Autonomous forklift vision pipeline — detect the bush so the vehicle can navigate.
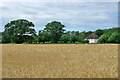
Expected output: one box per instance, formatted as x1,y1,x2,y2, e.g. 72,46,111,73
60,34,70,43
108,32,120,43
70,35,78,43
98,33,110,43
82,40,89,43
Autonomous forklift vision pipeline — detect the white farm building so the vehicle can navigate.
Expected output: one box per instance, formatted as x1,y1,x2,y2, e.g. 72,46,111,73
85,33,99,43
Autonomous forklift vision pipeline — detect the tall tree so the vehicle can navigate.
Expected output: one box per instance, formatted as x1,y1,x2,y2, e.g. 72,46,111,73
75,31,79,36
108,32,120,43
4,19,36,43
60,34,70,43
2,31,11,43
38,30,50,43
98,33,110,43
44,21,65,43
95,29,104,37
0,32,2,43
70,35,78,43
42,30,50,43
78,31,86,42
38,30,43,43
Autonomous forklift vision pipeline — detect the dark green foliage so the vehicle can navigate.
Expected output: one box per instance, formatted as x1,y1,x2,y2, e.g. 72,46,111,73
38,30,43,43
3,19,36,43
23,35,34,44
60,34,70,43
78,31,86,42
66,31,71,35
95,29,104,37
75,31,79,36
2,32,11,43
70,35,78,43
85,31,94,37
77,31,93,42
1,19,120,44
108,32,120,43
0,32,1,36
44,21,65,43
38,30,50,43
41,30,50,43
98,27,120,43
0,32,2,43
98,33,110,43
82,40,89,43
32,34,38,43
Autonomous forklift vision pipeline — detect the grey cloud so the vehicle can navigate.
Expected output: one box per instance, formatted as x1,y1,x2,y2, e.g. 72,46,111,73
1,2,118,32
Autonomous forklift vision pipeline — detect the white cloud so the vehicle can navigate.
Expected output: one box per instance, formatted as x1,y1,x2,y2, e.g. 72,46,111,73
1,2,118,32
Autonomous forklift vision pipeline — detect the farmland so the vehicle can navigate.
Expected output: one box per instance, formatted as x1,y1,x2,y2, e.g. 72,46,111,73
2,44,119,78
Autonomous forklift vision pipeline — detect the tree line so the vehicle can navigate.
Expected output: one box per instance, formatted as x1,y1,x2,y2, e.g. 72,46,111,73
0,19,120,44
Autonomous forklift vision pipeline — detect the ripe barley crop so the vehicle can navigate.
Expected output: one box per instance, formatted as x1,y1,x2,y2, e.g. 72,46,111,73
2,44,119,78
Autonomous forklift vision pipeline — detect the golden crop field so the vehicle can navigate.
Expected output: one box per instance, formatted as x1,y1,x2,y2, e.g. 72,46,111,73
2,44,119,78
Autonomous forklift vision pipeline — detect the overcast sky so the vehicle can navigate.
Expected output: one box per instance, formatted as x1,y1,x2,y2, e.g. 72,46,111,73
0,0,119,32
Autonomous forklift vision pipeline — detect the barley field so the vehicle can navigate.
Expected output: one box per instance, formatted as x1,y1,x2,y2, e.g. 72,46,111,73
2,44,119,78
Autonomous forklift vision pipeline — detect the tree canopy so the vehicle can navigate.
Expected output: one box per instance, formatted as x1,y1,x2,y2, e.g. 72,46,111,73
108,32,120,43
3,19,36,43
44,21,65,43
60,34,70,43
0,32,2,43
2,19,120,44
98,27,120,43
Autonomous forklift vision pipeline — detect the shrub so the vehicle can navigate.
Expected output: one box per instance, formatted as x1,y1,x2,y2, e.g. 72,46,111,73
82,40,89,43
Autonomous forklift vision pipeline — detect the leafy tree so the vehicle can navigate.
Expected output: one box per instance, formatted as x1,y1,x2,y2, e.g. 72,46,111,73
32,34,38,43
0,32,1,36
0,32,2,43
71,31,75,35
65,31,71,37
44,21,65,43
78,31,86,42
78,31,93,42
4,19,36,43
85,31,93,37
38,30,43,43
2,31,11,43
95,29,104,37
104,27,119,35
2,19,119,44
98,33,110,43
70,35,78,43
41,30,50,43
60,34,70,43
22,35,34,44
75,31,79,36
108,32,120,43
38,30,50,43
82,40,89,43
66,31,71,35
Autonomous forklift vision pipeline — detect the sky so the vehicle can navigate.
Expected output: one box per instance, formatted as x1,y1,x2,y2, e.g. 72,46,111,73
0,0,119,33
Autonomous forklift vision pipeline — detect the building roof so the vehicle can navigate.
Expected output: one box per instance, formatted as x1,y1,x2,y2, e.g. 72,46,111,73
85,33,99,39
